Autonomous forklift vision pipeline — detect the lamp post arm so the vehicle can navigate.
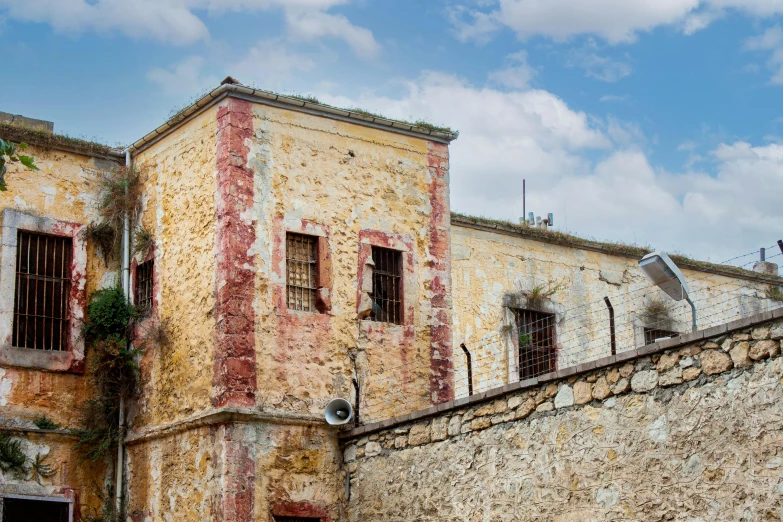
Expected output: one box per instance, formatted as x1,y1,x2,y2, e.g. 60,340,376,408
685,296,697,332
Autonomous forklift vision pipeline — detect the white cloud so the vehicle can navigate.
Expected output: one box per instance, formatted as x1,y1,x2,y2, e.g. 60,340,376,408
488,51,537,89
318,71,783,261
0,0,378,57
745,25,783,84
230,40,318,89
566,40,633,82
148,56,219,96
285,9,380,58
451,0,783,45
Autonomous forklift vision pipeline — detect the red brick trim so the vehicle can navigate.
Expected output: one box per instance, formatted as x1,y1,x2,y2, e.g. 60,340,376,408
212,97,257,409
427,142,454,404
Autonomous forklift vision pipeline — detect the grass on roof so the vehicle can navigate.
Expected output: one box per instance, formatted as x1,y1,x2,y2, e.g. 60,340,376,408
0,122,116,157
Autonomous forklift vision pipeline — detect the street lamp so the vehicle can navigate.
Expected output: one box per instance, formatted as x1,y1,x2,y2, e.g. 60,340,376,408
639,252,697,332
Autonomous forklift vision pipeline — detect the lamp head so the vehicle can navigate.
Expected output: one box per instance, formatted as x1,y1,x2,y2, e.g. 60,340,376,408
639,252,691,301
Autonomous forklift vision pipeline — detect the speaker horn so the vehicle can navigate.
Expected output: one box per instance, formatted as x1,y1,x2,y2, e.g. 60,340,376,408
324,398,354,426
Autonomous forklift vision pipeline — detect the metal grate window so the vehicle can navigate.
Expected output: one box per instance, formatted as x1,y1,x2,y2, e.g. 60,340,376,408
12,231,72,351
136,260,154,316
644,327,679,345
286,233,318,312
514,309,556,379
369,246,402,325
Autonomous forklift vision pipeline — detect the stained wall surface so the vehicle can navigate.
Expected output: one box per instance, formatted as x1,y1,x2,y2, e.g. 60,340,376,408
450,221,780,397
0,141,121,516
344,316,783,521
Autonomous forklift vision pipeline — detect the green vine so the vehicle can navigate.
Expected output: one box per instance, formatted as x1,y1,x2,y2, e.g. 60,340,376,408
73,286,141,463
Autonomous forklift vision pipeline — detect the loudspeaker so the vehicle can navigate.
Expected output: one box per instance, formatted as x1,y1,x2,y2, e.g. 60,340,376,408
324,398,354,426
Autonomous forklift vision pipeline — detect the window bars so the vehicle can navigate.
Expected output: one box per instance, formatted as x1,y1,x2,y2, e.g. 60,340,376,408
514,309,557,379
12,231,73,351
136,260,154,316
286,233,318,312
643,327,679,345
370,246,403,325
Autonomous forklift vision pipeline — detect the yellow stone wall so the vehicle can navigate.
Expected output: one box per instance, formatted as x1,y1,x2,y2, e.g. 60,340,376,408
0,143,120,516
249,104,447,423
131,107,219,429
451,224,777,396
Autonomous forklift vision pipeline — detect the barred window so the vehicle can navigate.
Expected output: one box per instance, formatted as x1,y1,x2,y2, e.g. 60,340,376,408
12,231,72,351
370,246,402,325
286,233,318,312
644,327,679,345
514,309,556,379
135,260,154,316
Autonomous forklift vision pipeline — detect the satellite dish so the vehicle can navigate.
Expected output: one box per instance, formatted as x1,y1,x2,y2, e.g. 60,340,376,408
324,398,354,426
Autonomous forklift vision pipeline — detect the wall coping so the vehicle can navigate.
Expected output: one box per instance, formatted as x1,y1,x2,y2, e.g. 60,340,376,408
340,306,783,440
451,214,783,285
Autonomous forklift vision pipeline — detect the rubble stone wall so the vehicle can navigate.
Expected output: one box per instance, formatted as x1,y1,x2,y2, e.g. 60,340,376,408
343,315,783,521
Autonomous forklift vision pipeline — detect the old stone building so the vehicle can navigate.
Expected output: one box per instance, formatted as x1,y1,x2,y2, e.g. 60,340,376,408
1,80,781,521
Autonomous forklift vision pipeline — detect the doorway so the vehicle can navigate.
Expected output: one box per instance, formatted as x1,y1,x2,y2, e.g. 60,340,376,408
2,496,70,522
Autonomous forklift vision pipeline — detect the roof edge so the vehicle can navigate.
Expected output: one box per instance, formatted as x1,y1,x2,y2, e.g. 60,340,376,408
130,83,458,153
451,213,783,285
0,122,123,161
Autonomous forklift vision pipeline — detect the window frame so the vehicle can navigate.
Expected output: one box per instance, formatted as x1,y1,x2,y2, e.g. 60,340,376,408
643,327,680,345
134,258,155,317
285,232,319,313
368,245,403,325
513,308,557,380
0,209,87,373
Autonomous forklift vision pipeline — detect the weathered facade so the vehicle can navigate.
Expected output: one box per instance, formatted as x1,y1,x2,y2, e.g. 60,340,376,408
1,81,781,521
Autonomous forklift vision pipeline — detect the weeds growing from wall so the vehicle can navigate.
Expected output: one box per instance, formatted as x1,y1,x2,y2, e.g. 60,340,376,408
95,166,142,237
0,433,28,476
766,286,783,303
85,221,118,263
132,227,154,259
642,295,674,326
73,286,140,464
33,415,60,430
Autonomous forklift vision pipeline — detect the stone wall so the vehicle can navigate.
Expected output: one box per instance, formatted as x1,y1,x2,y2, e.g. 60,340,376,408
451,219,780,398
0,141,122,516
343,313,783,521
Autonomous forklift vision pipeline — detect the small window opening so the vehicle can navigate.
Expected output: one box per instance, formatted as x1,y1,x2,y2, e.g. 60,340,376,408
2,497,70,522
12,231,72,351
286,233,318,312
369,246,402,325
644,327,679,345
135,259,154,316
514,309,556,379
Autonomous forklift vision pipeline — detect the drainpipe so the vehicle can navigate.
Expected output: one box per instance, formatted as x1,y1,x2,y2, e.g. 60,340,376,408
460,343,474,396
115,148,132,516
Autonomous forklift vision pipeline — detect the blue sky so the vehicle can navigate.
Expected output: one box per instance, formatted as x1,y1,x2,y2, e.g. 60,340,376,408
1,0,783,263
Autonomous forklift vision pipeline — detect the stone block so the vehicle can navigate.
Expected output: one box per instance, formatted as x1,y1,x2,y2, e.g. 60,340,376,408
408,423,431,446
679,346,702,357
365,441,381,457
657,352,680,372
544,383,558,398
730,341,751,368
700,350,733,375
536,402,554,413
721,338,734,352
659,367,683,387
394,437,408,449
508,395,523,409
492,399,508,414
447,415,462,437
770,323,783,340
574,381,592,405
733,332,751,342
619,363,634,378
749,340,779,361
515,398,536,420
630,370,658,393
682,367,701,381
751,326,771,340
431,416,449,442
474,403,495,417
611,378,630,394
471,418,491,431
606,368,620,384
592,377,612,401
344,445,357,463
554,385,574,409
679,356,695,368
702,341,720,350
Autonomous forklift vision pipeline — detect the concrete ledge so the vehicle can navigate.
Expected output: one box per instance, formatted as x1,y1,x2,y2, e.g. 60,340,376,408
340,308,783,440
